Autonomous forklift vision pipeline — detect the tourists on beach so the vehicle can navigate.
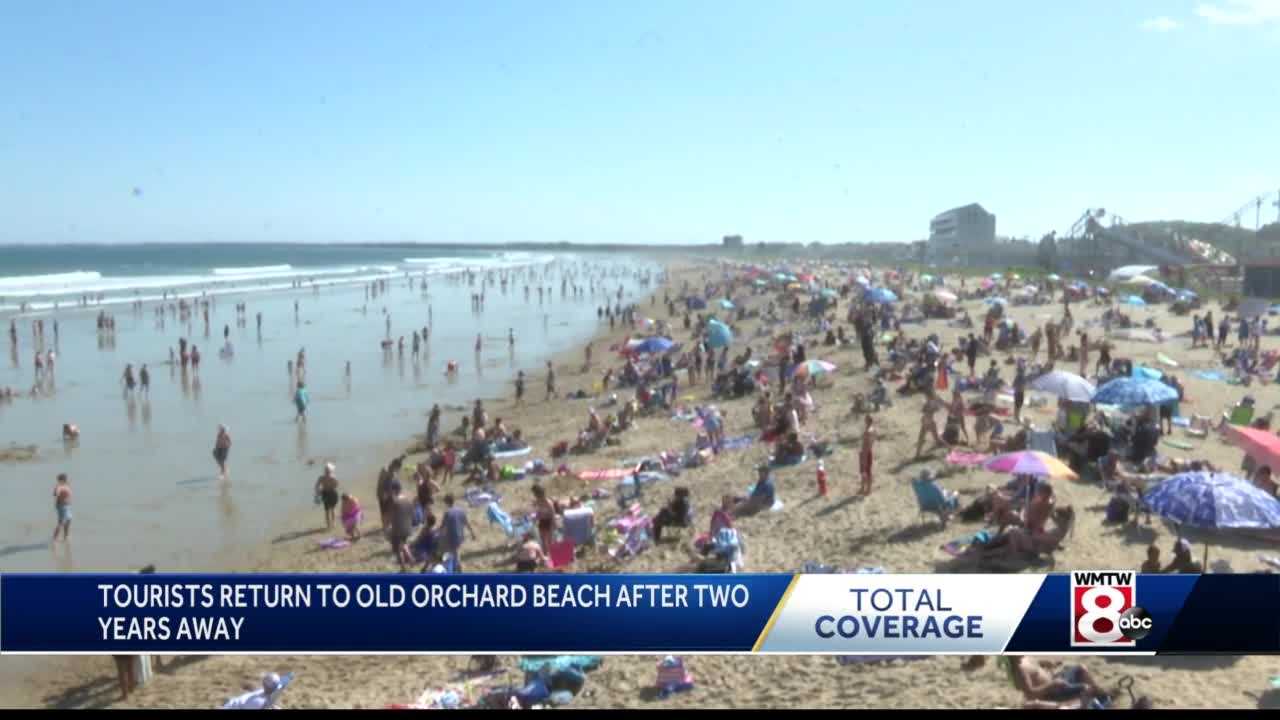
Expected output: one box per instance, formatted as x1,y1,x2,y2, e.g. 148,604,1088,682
388,481,416,571
583,342,593,372
340,493,363,541
314,463,339,530
545,361,558,400
139,364,150,395
52,473,72,544
441,494,477,569
294,381,310,422
213,425,232,479
532,484,557,550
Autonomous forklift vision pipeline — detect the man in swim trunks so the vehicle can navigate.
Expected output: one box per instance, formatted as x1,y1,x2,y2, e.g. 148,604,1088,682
388,481,416,572
545,361,558,400
52,472,72,544
213,425,231,479
314,463,340,530
440,494,476,570
513,531,546,572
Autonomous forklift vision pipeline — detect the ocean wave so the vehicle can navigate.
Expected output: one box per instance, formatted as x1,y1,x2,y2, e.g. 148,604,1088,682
211,264,293,276
0,271,104,292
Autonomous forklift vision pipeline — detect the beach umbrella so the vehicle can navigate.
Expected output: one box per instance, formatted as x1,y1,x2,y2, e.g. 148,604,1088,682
863,287,898,305
706,319,733,349
1131,365,1162,381
979,278,996,290
1122,295,1146,307
1142,472,1280,530
990,273,1004,280
774,273,790,282
752,279,768,287
1022,284,1038,294
819,288,840,300
1047,273,1061,281
719,299,735,310
1029,371,1096,402
1224,424,1280,472
985,296,1008,306
983,450,1079,480
1091,376,1177,406
1096,287,1111,296
854,275,871,287
1176,289,1197,300
790,359,837,379
685,296,707,310
632,336,675,355
1010,273,1021,281
919,273,934,284
932,289,958,304
1124,275,1157,287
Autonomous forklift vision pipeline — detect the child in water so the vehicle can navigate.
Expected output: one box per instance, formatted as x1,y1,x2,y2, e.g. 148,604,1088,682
294,381,310,423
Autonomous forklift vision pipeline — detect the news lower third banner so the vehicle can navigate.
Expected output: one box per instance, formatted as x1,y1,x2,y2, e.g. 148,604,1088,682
1,573,1277,654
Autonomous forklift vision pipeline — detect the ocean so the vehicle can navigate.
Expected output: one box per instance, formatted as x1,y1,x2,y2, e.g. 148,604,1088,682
0,243,659,573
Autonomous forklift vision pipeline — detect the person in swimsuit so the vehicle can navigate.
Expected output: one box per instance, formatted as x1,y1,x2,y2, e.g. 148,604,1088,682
948,388,970,445
122,364,136,393
915,392,944,458
294,381,310,423
532,484,557,551
139,364,150,395
545,361,558,400
513,532,546,572
859,415,877,495
213,425,231,479
415,464,440,511
339,493,363,541
52,473,72,544
388,481,416,572
314,463,340,530
514,371,525,406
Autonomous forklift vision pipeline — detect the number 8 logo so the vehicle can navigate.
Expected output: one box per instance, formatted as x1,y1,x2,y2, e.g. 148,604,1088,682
1077,586,1126,644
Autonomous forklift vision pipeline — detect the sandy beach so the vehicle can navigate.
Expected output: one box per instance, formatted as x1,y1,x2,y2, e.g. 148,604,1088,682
4,257,1278,710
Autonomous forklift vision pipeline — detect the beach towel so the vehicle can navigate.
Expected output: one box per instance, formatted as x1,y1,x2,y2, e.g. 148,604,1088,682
720,434,755,451
1163,439,1196,451
518,656,603,675
465,488,501,507
317,538,350,550
941,530,992,557
577,468,632,481
1194,370,1226,382
492,446,532,459
547,539,576,570
946,450,990,466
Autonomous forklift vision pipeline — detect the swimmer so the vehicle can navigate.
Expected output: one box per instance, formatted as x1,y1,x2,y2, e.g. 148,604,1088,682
62,423,80,441
139,364,150,395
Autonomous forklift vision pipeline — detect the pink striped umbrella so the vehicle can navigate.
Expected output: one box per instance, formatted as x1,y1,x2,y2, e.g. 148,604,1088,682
982,450,1078,480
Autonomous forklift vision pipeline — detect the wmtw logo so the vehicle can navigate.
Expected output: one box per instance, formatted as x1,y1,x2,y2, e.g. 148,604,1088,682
1070,571,1152,647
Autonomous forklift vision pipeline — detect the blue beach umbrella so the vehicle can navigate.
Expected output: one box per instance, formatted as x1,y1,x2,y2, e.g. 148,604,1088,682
706,319,733,349
1091,377,1177,406
719,299,735,310
1143,472,1280,530
985,296,1008,306
863,287,898,305
819,288,840,300
1122,295,1146,306
633,336,675,355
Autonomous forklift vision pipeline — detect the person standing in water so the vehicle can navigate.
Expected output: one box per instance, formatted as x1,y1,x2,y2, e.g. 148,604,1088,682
122,364,136,394
52,473,72,544
213,425,231,479
474,333,482,354
139,364,150,395
508,328,515,349
294,381,310,423
314,463,340,530
190,345,201,372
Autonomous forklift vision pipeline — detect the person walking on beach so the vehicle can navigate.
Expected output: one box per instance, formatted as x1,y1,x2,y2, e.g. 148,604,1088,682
139,364,150,395
859,415,877,495
514,370,525,406
122,364,136,394
441,494,477,570
915,392,944,458
388,481,415,572
190,345,201,372
294,381,310,423
545,361,558,400
52,473,72,544
213,425,232,479
426,405,441,449
1013,360,1028,423
314,463,339,530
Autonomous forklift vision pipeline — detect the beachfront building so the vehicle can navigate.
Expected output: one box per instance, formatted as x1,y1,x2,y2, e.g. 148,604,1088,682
927,203,996,264
722,235,744,250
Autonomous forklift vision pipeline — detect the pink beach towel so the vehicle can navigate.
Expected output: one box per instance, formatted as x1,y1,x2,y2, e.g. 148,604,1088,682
577,468,632,481
548,539,576,570
945,450,990,466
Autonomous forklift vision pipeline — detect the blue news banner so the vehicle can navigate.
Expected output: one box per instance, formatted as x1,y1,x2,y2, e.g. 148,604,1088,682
0,573,1277,654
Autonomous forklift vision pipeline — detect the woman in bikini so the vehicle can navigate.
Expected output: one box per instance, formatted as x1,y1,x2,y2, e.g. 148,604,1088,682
532,484,557,551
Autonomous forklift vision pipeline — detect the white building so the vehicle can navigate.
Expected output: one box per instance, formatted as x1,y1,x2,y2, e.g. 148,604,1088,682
929,203,996,257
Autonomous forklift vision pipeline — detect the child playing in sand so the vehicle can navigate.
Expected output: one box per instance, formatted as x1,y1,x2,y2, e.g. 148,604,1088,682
859,415,877,495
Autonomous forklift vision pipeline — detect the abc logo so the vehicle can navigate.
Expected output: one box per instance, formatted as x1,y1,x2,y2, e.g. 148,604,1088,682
1118,607,1153,640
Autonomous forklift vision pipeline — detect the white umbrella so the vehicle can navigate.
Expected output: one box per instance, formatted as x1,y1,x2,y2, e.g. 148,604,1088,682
1029,370,1096,402
932,289,958,304
1124,275,1158,287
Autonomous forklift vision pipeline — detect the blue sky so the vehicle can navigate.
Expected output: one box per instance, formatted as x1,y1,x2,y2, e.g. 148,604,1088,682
2,0,1278,246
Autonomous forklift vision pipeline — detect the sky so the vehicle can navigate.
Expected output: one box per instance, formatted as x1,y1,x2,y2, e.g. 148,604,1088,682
2,0,1279,246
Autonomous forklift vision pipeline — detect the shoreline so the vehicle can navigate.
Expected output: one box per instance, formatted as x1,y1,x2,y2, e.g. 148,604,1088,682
4,255,1272,709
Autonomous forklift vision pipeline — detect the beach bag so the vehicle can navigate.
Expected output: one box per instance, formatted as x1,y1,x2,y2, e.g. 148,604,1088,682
1105,495,1130,525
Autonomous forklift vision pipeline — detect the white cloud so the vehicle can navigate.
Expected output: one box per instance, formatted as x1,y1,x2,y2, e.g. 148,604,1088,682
1196,0,1280,25
1141,16,1182,31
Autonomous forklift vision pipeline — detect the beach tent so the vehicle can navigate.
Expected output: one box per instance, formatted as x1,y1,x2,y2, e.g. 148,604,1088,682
706,319,733,349
1110,265,1159,281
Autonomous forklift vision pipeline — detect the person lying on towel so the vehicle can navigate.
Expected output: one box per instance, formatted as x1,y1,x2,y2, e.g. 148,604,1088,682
731,466,776,517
